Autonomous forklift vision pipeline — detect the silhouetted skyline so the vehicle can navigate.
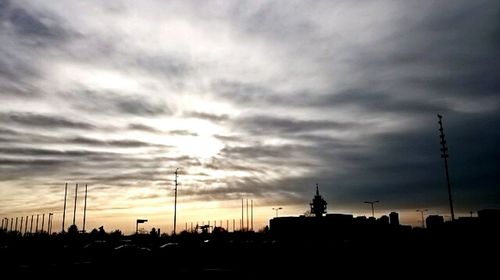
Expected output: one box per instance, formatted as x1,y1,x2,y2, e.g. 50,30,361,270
0,1,499,232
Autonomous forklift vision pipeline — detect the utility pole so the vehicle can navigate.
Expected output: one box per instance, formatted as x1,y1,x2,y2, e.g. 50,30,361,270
62,183,67,232
364,201,379,218
438,114,455,221
416,209,428,228
173,168,179,235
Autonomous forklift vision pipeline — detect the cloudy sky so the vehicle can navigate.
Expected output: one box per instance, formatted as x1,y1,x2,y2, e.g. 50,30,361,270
0,0,499,233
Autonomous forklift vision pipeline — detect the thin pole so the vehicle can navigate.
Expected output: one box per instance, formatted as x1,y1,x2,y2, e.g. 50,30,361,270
24,216,28,235
241,199,244,231
72,183,78,226
438,114,455,221
41,214,45,233
416,209,428,228
30,215,33,234
251,200,253,231
62,183,67,232
15,217,18,232
246,199,249,231
48,213,52,235
83,184,88,232
20,216,23,233
173,168,179,235
10,218,13,231
35,214,39,233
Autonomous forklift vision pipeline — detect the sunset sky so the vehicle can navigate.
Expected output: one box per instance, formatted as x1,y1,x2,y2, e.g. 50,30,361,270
1,0,499,234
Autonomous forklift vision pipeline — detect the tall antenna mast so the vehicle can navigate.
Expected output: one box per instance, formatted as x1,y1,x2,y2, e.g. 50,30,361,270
83,184,88,232
62,183,67,232
437,114,455,221
73,183,78,226
173,168,179,235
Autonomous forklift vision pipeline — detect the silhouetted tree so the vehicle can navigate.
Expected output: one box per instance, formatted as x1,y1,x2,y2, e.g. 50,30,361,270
67,224,79,236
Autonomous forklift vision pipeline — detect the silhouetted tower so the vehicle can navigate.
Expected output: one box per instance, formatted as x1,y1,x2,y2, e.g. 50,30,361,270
389,212,399,226
173,168,179,235
310,184,327,217
437,114,455,221
62,183,67,232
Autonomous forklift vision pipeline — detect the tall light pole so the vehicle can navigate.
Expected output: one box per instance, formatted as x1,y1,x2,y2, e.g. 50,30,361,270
272,207,282,218
416,209,428,228
173,168,179,235
437,114,455,221
73,183,78,226
83,184,88,233
62,183,67,232
48,213,53,235
364,200,379,218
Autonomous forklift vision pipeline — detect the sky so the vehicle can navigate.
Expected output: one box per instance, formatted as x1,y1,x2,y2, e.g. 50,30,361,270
0,0,499,234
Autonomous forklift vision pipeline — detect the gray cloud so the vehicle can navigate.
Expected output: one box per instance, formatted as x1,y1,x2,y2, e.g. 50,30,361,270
0,1,499,228
185,111,229,122
1,112,95,130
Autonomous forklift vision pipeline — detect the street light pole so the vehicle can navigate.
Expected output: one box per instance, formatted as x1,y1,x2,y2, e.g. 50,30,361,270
272,207,282,218
364,201,379,218
416,209,428,228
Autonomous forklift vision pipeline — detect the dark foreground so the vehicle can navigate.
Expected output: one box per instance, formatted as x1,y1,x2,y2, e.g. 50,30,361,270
1,225,499,278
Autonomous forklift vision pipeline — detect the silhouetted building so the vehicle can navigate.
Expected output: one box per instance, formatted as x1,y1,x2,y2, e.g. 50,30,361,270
310,184,327,217
477,209,500,223
426,215,444,229
389,212,399,226
378,215,389,225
